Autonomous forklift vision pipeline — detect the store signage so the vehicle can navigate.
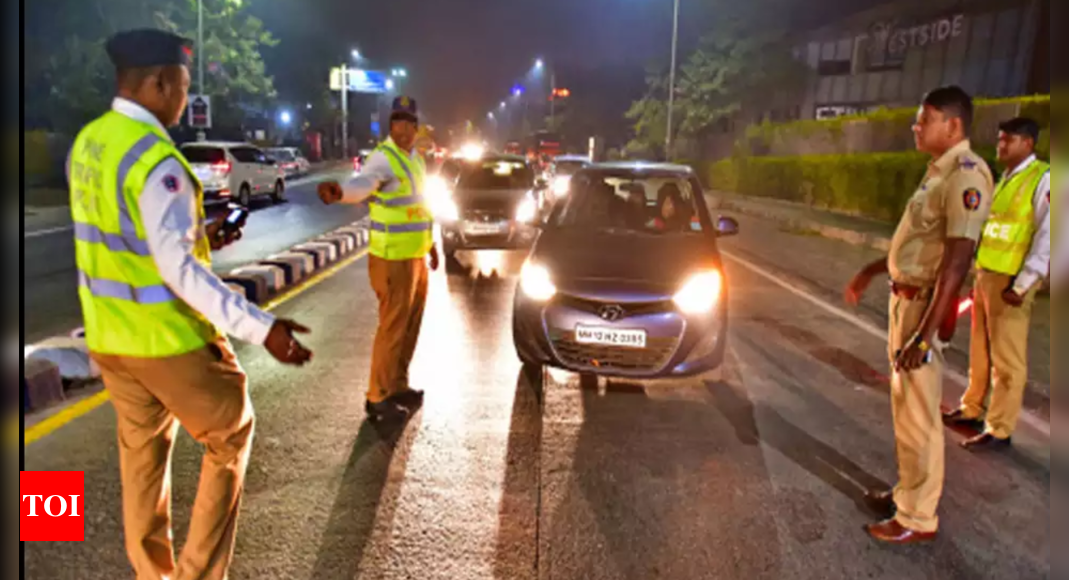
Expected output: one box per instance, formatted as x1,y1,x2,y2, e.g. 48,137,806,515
868,14,967,68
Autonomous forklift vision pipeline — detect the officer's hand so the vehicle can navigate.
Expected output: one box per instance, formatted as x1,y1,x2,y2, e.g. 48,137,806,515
264,319,313,366
428,245,440,272
844,272,872,306
206,221,242,251
317,181,344,205
894,341,929,373
1001,288,1025,307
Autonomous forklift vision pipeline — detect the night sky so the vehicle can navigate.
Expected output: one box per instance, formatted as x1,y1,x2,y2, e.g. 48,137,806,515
251,0,890,128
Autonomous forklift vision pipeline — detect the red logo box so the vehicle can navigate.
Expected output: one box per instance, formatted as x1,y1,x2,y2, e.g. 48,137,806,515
20,471,85,542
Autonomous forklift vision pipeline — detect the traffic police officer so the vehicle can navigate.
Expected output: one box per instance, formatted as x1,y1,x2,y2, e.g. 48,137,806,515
318,96,439,422
845,86,994,544
945,117,1050,450
71,29,312,579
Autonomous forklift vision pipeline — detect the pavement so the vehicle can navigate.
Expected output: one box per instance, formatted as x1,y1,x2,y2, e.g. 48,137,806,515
21,164,360,344
22,228,1051,578
709,193,1052,407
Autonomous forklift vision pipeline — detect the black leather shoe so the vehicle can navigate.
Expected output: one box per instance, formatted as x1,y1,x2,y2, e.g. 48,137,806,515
942,409,984,429
365,400,410,423
389,388,425,410
961,433,1012,451
864,489,897,520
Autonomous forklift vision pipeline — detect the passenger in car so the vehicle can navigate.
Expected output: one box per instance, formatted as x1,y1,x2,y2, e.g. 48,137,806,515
653,183,691,232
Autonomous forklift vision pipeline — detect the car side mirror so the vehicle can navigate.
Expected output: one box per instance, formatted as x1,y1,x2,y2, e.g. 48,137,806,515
716,216,739,237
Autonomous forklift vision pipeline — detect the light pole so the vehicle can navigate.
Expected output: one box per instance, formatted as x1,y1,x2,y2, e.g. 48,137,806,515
665,0,681,160
338,50,363,160
196,0,205,141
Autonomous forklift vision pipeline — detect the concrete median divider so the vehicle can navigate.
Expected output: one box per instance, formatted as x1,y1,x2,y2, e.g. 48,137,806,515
22,219,370,414
291,242,339,269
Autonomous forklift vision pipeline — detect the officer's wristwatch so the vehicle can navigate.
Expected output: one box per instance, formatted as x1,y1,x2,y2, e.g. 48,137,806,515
910,336,932,353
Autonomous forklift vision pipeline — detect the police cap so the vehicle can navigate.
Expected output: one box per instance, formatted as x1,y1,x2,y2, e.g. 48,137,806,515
106,29,194,69
390,95,419,123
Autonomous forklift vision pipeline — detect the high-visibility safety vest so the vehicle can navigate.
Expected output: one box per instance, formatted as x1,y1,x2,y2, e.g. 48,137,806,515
70,111,218,357
368,140,433,260
976,159,1050,276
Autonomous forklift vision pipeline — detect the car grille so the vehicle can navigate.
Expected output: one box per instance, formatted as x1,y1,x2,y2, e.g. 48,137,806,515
550,332,680,374
554,295,676,317
463,209,512,222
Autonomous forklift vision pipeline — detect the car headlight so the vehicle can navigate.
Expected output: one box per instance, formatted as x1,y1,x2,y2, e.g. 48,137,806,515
673,270,722,314
553,175,571,196
520,261,557,301
516,195,538,223
434,197,459,222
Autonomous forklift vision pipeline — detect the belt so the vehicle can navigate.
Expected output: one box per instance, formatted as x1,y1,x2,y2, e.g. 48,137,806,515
889,281,933,301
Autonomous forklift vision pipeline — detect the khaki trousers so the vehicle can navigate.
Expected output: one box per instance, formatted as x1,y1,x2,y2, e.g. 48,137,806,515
961,270,1037,439
92,338,254,580
368,255,429,404
888,294,945,534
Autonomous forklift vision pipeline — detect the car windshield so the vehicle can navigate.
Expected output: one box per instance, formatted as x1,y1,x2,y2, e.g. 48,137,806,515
551,174,705,235
181,147,225,164
269,150,296,161
555,161,587,176
458,159,534,190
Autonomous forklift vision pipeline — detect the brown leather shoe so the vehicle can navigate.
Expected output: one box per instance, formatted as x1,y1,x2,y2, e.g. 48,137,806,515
961,432,1011,451
942,409,984,429
865,519,937,544
864,489,896,520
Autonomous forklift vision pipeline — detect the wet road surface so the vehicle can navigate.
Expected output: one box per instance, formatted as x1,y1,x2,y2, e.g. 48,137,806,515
23,243,1050,579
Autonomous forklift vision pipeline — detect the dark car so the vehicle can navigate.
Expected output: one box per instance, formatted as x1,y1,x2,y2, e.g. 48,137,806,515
436,155,546,264
512,162,739,379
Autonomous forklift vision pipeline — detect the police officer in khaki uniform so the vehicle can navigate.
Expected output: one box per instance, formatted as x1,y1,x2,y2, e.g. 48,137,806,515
318,96,439,423
945,117,1050,450
71,30,313,579
845,86,994,544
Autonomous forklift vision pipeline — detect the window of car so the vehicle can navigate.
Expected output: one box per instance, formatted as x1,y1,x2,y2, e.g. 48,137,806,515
269,149,296,161
550,173,706,235
229,147,260,164
181,146,226,164
457,159,535,191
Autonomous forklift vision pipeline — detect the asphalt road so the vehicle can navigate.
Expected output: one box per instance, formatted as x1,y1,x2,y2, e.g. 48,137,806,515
21,168,364,344
22,240,1050,579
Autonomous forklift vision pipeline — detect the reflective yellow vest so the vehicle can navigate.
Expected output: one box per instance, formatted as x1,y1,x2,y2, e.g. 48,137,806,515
70,111,218,357
976,159,1050,276
368,140,433,260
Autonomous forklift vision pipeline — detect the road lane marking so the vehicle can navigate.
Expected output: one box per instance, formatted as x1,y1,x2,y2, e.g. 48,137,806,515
23,248,370,447
721,249,1050,438
24,225,73,238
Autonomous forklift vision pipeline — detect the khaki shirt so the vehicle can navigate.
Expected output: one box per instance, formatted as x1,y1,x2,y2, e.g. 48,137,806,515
889,140,994,286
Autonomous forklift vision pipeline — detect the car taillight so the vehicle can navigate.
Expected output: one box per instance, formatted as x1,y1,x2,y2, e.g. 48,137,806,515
212,162,232,175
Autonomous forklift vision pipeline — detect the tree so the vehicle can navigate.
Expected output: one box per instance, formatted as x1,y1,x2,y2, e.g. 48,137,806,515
28,0,277,133
625,66,670,158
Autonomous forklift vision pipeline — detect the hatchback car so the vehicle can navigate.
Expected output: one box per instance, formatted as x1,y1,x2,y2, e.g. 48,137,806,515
547,154,592,202
181,142,286,206
512,162,739,379
432,155,546,267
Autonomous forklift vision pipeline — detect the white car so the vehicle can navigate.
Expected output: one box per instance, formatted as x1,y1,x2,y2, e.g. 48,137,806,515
180,142,286,206
266,147,310,179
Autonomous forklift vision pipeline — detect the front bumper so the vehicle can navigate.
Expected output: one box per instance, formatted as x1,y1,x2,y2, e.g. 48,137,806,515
513,290,728,379
442,220,539,251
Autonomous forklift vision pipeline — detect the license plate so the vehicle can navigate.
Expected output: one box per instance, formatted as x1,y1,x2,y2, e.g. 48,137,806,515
575,325,648,349
465,221,508,236
193,167,212,180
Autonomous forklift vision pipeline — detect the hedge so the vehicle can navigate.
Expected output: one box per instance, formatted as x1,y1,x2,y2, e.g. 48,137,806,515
707,152,939,222
741,95,1050,157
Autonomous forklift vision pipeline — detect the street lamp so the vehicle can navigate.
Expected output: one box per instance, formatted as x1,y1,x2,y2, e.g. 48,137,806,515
338,48,362,159
279,110,292,125
535,58,544,70
385,78,396,91
665,0,681,160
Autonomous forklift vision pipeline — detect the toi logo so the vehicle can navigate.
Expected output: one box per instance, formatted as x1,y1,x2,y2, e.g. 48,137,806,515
20,471,85,542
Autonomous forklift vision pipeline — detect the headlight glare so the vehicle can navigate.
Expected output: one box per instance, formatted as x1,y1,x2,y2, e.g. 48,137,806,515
520,262,557,301
673,270,722,314
516,195,538,223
